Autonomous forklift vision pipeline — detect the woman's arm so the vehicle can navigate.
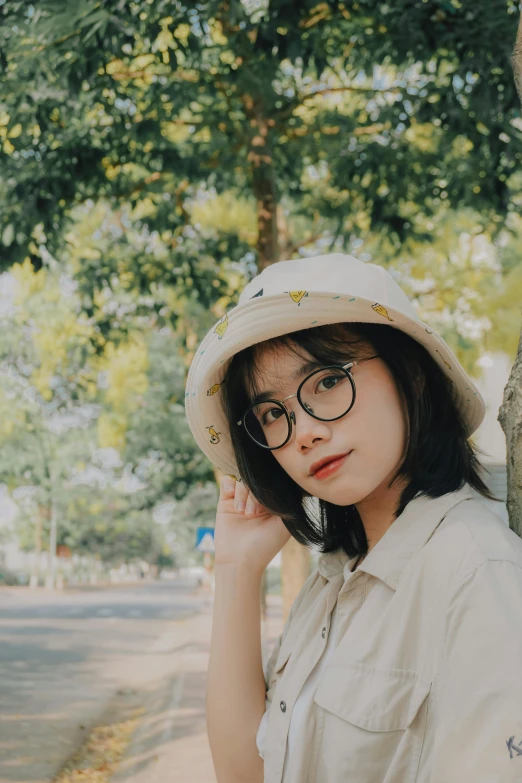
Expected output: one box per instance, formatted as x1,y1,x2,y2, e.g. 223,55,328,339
206,561,266,783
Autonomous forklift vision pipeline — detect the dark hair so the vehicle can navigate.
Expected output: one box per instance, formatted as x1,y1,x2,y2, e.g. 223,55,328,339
221,322,501,559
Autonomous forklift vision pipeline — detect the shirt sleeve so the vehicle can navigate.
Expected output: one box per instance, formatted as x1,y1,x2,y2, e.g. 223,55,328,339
429,559,522,782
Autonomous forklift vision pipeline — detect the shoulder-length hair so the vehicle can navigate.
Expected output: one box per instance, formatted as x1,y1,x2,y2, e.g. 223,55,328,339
220,321,501,559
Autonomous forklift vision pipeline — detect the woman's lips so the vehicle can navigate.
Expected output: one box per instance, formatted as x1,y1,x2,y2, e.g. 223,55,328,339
312,452,352,479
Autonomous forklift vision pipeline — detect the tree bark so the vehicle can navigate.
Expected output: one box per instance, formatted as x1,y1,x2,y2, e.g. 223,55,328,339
498,327,522,535
252,160,279,270
499,17,522,535
512,11,522,100
246,101,280,270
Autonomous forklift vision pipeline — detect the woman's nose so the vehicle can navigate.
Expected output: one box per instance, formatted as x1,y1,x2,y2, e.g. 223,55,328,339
290,405,330,448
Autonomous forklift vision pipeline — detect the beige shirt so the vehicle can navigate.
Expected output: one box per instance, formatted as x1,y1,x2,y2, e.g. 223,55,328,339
259,483,522,783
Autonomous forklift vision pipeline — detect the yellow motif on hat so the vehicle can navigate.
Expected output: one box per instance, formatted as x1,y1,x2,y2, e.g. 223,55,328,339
435,350,452,370
214,313,229,339
288,291,308,305
207,383,221,396
371,303,394,321
207,426,221,444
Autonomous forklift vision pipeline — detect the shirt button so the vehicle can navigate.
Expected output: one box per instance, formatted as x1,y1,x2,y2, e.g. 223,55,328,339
280,701,286,713
321,627,326,638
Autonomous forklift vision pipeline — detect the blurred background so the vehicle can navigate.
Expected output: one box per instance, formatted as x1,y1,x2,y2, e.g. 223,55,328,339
0,1,521,781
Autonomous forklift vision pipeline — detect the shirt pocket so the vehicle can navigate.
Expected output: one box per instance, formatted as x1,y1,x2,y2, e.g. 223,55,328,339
312,661,431,783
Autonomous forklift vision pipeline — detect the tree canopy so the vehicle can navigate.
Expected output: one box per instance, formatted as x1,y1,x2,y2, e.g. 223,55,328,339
1,0,521,273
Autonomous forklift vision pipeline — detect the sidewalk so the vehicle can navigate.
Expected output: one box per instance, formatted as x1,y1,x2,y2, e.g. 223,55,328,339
111,591,284,783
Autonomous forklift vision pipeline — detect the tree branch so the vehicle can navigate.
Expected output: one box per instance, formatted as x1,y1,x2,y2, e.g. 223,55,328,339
286,232,325,256
300,85,398,100
33,28,82,53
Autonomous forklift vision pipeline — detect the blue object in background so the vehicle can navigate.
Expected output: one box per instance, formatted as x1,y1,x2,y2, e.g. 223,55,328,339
195,527,215,553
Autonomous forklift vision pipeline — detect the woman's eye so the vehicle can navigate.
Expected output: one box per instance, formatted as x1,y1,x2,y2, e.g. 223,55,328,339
316,375,341,392
262,407,283,425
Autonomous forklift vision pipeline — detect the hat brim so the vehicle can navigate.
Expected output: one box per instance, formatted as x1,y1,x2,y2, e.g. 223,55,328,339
185,292,485,477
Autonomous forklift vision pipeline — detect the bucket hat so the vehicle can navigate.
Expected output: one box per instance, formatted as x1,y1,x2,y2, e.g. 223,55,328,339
184,252,485,479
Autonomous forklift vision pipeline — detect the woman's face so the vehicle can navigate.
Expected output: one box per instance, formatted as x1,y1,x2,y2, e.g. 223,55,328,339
250,340,409,507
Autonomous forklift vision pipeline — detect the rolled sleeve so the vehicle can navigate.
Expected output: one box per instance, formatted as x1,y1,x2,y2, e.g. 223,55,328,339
429,560,522,782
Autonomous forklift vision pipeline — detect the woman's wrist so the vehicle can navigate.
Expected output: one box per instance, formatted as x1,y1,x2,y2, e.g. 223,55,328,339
214,559,265,581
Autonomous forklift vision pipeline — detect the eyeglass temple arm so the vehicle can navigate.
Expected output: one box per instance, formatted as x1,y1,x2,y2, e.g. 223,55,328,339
344,354,379,369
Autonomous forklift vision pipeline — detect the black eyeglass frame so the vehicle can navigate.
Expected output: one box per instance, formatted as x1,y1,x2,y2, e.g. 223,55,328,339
236,355,380,450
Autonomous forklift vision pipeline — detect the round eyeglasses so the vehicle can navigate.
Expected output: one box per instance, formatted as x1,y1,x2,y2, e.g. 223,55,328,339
236,355,380,450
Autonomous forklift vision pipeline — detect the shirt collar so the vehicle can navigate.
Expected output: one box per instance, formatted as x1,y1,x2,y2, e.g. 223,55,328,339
318,482,476,590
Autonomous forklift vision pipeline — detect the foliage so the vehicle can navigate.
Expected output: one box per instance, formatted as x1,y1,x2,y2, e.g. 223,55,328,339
1,0,521,273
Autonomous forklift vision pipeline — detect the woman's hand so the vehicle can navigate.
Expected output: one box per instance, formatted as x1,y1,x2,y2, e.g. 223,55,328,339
214,475,292,574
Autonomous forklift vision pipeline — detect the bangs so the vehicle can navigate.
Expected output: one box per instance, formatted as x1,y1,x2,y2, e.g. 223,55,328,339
236,324,370,406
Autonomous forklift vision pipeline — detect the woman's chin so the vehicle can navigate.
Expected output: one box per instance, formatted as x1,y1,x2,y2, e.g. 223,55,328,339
317,488,368,507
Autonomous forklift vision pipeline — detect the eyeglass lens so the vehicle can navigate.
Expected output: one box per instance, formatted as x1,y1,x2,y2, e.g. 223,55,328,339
243,367,354,449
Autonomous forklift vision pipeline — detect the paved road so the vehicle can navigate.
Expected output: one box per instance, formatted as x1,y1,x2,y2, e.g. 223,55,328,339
0,578,204,783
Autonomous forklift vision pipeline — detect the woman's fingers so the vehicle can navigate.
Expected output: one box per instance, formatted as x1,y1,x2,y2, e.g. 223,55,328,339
245,494,257,515
219,475,248,511
219,475,263,516
233,481,250,512
219,475,236,499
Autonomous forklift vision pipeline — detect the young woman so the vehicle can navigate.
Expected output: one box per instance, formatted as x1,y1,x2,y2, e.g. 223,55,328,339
184,253,522,783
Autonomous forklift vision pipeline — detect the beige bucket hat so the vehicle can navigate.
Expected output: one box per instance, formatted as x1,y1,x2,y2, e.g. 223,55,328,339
184,253,485,479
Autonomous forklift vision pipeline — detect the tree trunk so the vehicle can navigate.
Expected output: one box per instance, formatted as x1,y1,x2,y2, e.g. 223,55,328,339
46,490,58,589
499,20,522,535
247,104,280,271
277,203,294,258
246,102,311,619
30,506,43,589
513,12,522,100
498,326,522,535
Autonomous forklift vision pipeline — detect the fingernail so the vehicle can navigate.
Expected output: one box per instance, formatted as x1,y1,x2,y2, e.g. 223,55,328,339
235,499,245,512
245,499,255,514
222,476,234,493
